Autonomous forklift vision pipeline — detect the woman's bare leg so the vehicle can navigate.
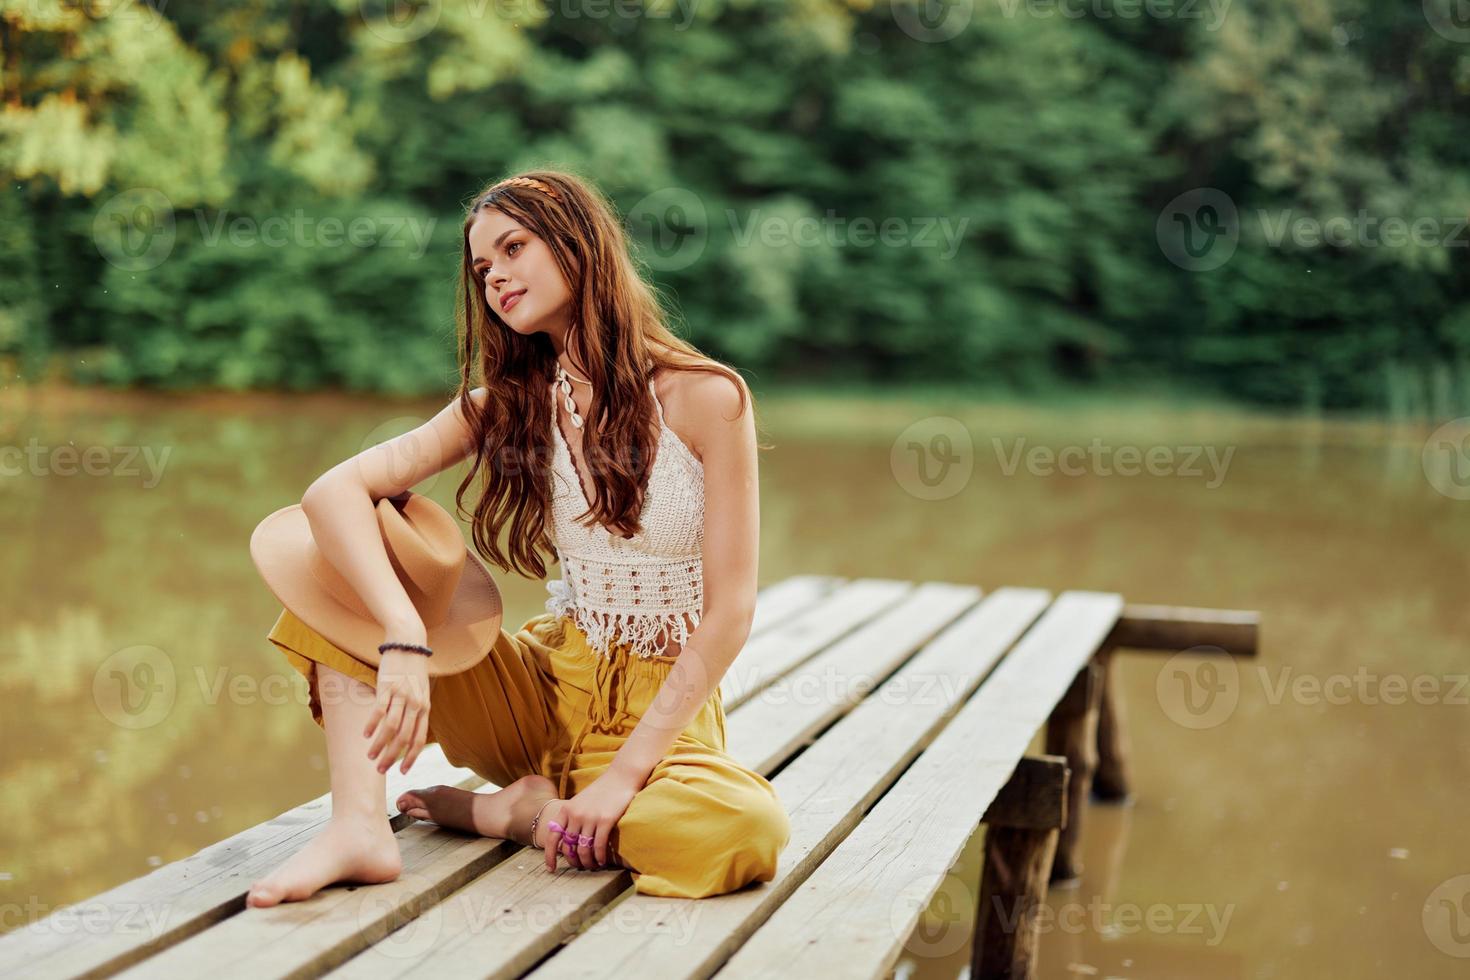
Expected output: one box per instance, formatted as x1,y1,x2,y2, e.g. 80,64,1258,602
396,776,558,845
246,662,404,907
396,781,624,867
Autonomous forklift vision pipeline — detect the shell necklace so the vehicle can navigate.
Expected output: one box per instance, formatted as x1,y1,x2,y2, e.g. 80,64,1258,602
554,362,592,429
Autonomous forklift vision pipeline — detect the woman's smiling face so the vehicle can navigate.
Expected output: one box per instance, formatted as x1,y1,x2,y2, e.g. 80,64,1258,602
468,208,574,337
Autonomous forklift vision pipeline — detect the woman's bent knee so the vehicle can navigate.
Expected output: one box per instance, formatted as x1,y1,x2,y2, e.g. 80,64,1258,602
267,609,381,726
730,792,791,884
627,790,792,899
315,661,380,718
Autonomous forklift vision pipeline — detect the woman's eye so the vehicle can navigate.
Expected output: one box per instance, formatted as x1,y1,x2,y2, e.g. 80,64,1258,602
476,242,522,281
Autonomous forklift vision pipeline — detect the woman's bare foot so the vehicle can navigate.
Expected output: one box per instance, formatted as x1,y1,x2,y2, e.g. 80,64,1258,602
246,814,402,908
396,775,561,847
396,776,627,868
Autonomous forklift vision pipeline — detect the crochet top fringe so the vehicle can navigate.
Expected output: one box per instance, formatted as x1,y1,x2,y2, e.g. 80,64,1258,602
544,374,705,660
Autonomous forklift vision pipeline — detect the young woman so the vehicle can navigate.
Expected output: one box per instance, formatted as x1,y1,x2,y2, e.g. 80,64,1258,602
246,171,788,907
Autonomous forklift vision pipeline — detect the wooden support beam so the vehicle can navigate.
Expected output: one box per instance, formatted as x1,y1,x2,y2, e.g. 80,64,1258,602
1093,604,1260,803
1091,641,1132,803
981,754,1068,831
1105,604,1259,656
974,756,1069,980
1044,661,1103,884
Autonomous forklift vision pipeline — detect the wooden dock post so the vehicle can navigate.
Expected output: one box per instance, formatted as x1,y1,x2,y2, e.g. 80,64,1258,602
1044,660,1102,884
1091,640,1132,803
1091,604,1261,805
974,755,1070,980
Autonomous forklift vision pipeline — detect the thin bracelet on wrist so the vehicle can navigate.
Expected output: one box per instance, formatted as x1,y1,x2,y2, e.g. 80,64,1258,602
379,641,434,658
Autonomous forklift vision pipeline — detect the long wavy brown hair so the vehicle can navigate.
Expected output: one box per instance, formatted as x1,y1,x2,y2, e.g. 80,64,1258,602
449,168,765,580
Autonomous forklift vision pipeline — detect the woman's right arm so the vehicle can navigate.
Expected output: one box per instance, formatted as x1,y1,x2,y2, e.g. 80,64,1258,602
299,386,490,643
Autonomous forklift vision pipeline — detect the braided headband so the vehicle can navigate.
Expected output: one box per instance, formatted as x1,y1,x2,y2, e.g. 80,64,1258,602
486,176,561,201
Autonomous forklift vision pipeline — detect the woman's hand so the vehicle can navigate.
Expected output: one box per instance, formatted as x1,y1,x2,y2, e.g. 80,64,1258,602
544,768,643,872
365,646,432,775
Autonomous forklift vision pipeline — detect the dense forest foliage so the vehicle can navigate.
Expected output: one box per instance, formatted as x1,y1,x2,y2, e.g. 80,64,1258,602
3,0,1468,416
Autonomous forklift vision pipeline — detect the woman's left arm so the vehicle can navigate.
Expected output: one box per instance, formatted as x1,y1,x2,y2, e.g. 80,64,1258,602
607,371,760,787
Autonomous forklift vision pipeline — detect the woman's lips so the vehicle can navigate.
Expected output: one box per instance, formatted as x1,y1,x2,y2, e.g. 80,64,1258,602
501,289,525,312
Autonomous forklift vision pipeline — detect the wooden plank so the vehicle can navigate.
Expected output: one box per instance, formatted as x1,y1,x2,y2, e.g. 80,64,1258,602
112,826,512,979
518,588,1059,980
747,575,842,636
726,581,982,775
715,591,1123,980
0,744,482,980
720,578,917,708
317,583,987,978
1106,603,1258,656
321,846,628,979
0,576,828,978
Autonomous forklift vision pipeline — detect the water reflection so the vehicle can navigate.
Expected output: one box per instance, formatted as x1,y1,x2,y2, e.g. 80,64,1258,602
2,385,1466,978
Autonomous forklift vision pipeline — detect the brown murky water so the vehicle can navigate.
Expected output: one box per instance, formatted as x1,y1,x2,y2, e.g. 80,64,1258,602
2,383,1466,977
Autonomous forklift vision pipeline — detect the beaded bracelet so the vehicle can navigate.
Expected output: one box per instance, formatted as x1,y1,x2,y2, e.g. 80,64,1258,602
378,641,434,658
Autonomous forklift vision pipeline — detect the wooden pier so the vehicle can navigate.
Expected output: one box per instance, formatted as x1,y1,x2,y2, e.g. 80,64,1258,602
0,575,1259,979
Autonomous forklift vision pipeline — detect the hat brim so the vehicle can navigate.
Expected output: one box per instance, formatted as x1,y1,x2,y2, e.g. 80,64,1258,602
249,502,504,677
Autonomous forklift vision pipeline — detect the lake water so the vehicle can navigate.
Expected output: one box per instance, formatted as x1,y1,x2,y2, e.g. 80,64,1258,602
2,383,1465,977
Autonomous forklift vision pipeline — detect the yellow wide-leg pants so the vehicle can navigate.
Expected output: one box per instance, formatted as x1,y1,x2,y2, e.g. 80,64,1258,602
265,606,791,900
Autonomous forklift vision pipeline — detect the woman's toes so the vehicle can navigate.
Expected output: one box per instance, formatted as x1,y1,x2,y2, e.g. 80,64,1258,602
247,882,282,908
395,784,484,834
396,785,443,816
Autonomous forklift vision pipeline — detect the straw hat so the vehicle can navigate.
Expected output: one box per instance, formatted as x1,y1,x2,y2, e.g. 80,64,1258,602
249,490,503,676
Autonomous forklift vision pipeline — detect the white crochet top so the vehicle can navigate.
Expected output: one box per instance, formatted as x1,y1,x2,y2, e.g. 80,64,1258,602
544,375,705,659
